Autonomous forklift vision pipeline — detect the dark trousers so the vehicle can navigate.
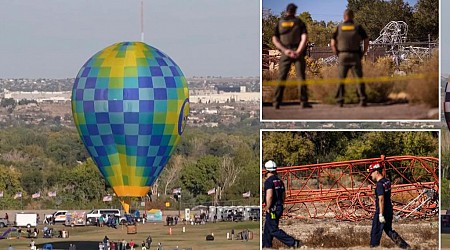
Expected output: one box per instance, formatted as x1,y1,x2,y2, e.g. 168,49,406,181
370,213,408,248
262,207,296,248
370,213,394,246
335,54,367,103
274,54,308,106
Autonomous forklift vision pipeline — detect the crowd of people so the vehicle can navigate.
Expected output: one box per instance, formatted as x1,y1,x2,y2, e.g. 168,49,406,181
99,234,156,250
97,214,119,228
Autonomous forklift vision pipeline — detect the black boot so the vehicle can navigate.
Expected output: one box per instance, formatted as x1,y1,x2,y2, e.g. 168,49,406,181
391,231,410,249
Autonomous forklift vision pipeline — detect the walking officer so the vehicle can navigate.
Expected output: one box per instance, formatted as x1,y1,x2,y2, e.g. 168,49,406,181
331,9,368,107
368,159,410,249
272,3,311,109
263,160,301,248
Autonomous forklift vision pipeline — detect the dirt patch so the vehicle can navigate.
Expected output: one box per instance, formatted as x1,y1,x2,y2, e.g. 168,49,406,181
265,218,438,249
262,102,438,120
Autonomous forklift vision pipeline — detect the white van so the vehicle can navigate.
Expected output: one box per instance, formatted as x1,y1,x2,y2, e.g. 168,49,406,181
15,213,37,227
86,209,120,225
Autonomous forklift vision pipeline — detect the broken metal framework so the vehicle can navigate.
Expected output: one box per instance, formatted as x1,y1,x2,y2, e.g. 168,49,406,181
263,156,438,221
370,21,434,66
322,21,435,66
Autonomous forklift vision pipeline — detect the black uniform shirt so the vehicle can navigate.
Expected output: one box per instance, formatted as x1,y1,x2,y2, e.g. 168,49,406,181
375,177,393,215
274,15,307,51
274,16,308,38
264,174,285,209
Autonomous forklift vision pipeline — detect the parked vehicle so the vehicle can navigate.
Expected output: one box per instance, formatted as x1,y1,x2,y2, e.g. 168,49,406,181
15,213,37,227
248,208,260,221
233,211,244,222
86,209,121,225
0,217,9,228
45,210,68,224
119,209,142,224
65,211,87,227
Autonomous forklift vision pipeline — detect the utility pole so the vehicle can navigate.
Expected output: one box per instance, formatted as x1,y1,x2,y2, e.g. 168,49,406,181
141,0,145,42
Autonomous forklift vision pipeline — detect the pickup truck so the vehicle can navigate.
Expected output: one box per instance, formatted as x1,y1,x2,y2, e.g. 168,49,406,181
45,210,68,224
0,218,9,228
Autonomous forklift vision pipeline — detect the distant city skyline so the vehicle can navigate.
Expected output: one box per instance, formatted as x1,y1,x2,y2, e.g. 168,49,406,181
0,0,259,78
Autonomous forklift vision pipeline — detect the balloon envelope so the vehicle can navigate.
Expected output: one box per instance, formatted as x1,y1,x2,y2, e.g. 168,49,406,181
446,82,450,130
72,42,189,197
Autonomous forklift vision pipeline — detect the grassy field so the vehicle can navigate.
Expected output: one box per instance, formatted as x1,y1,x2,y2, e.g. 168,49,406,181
0,221,260,250
442,227,450,249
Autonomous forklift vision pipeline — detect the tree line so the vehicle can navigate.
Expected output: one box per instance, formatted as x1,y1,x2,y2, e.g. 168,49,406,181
0,125,259,210
263,0,438,48
262,131,439,167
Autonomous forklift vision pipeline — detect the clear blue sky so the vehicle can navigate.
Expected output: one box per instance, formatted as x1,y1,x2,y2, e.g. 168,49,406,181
263,0,419,22
0,0,259,78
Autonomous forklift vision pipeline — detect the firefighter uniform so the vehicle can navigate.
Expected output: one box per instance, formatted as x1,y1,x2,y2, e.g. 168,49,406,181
333,20,368,106
370,177,409,248
273,15,309,108
262,174,296,248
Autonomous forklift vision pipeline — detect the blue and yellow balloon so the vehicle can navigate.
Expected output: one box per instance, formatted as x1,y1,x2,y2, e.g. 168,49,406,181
71,42,189,198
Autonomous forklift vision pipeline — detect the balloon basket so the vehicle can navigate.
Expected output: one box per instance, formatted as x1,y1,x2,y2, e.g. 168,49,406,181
127,224,137,234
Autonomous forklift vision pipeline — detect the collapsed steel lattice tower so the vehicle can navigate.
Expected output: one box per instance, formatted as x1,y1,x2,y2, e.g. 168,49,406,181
262,156,438,221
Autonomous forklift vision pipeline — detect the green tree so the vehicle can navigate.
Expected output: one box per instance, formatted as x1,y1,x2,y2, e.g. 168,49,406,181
180,155,220,197
45,129,87,166
262,9,280,48
411,0,439,41
1,98,16,108
349,0,413,40
0,165,24,209
21,169,43,195
442,178,450,209
262,131,315,166
58,159,106,208
338,131,438,161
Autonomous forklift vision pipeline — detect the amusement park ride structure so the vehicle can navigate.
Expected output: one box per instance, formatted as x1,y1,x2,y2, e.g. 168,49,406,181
262,155,438,222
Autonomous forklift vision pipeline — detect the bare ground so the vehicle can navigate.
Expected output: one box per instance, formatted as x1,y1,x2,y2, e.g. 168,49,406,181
264,218,438,250
261,103,438,121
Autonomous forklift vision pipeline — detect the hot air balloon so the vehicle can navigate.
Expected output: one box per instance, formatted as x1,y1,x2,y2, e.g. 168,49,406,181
446,81,450,128
71,42,189,204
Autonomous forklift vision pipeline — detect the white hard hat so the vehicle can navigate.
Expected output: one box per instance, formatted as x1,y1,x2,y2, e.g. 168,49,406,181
264,160,277,172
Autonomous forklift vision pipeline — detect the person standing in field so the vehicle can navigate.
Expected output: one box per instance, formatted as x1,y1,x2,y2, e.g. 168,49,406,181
272,3,311,109
368,160,410,249
262,160,301,248
331,9,368,107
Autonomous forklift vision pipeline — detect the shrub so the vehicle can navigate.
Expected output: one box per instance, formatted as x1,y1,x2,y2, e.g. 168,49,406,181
406,51,439,107
262,52,438,106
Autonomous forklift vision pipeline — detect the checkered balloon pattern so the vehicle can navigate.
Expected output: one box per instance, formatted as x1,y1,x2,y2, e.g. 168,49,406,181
446,82,450,130
72,42,189,197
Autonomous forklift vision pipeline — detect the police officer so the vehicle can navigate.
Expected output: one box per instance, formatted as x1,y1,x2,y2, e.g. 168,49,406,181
331,9,368,107
272,3,311,109
262,160,301,248
368,160,410,249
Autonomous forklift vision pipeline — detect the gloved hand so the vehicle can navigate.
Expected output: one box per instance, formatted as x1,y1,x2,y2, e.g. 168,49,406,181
379,214,386,223
270,212,276,220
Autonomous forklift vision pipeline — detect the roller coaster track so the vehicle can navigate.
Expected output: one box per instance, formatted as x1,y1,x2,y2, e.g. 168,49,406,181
263,156,438,221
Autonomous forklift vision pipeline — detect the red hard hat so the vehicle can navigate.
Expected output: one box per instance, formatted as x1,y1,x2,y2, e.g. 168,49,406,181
367,161,383,172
